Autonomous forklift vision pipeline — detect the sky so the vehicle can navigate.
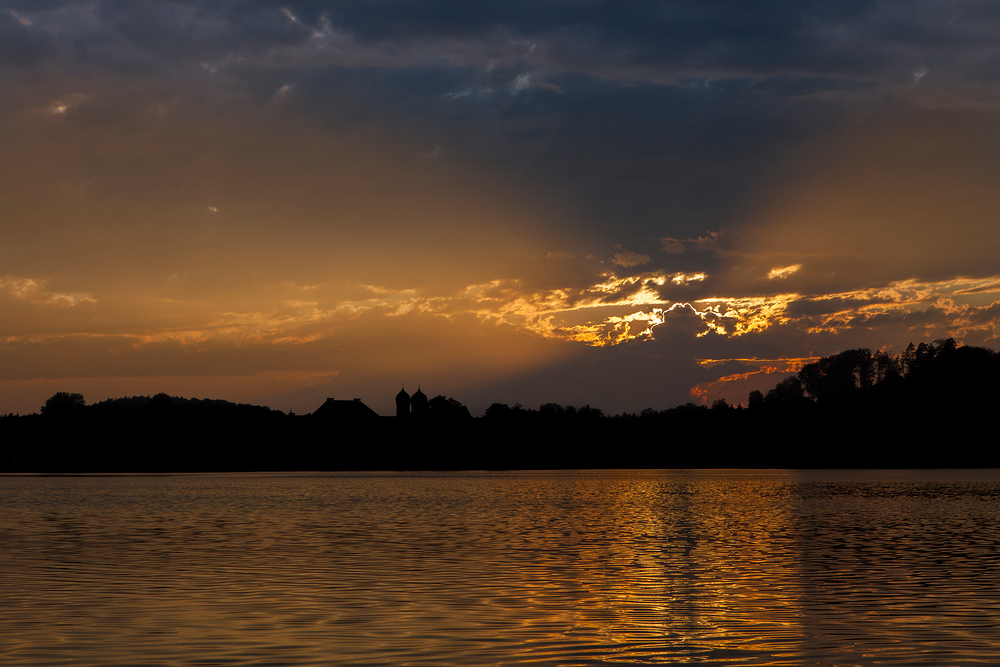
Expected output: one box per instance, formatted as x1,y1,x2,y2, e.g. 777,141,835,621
2,1,1000,416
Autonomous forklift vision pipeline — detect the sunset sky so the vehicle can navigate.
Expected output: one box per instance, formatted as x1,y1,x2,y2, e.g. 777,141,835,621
3,1,1000,416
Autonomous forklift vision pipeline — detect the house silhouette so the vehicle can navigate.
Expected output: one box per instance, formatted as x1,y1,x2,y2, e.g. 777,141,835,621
311,397,381,420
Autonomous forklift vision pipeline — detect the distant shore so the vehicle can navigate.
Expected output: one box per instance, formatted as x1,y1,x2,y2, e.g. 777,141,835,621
4,338,998,472
2,403,997,472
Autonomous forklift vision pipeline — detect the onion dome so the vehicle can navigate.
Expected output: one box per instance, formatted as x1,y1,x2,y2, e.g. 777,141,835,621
411,386,429,413
395,384,411,417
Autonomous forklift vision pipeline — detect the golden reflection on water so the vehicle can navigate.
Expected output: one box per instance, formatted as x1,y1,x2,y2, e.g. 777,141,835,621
2,470,1000,666
569,474,808,662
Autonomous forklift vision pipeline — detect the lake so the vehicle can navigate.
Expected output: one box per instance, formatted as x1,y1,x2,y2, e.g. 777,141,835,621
2,470,999,665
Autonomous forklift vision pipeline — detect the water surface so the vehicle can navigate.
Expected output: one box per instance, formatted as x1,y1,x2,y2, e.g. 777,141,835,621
2,470,999,665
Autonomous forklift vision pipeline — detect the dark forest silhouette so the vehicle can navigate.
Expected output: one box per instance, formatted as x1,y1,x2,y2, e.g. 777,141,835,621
2,338,998,471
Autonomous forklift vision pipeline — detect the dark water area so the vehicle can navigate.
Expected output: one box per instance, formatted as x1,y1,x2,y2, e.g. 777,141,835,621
2,470,999,666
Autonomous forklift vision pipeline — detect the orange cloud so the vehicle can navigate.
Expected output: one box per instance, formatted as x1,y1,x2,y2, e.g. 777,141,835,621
0,276,96,308
767,264,801,279
689,357,819,404
671,272,707,285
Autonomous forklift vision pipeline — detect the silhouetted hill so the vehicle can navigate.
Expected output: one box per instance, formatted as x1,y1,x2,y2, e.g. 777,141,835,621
2,339,998,471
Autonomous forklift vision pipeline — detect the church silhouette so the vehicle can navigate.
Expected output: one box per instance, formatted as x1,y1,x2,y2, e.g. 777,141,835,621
311,384,470,421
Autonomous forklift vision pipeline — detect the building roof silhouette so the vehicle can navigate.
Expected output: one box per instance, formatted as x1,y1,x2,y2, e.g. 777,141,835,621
311,397,381,420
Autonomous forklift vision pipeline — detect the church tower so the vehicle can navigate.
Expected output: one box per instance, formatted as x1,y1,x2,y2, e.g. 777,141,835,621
411,385,429,416
395,384,411,418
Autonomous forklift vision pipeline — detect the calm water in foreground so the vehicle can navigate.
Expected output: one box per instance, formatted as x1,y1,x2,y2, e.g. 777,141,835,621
2,470,999,666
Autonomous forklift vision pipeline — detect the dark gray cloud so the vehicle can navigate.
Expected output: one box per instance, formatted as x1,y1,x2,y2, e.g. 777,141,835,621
0,9,54,65
46,3,1000,74
4,1,998,248
270,1,998,78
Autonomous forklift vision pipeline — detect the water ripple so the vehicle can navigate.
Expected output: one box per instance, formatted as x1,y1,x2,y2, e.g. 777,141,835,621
2,470,1000,665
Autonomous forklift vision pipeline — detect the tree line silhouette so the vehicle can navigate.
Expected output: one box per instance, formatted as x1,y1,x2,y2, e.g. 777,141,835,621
2,339,997,471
